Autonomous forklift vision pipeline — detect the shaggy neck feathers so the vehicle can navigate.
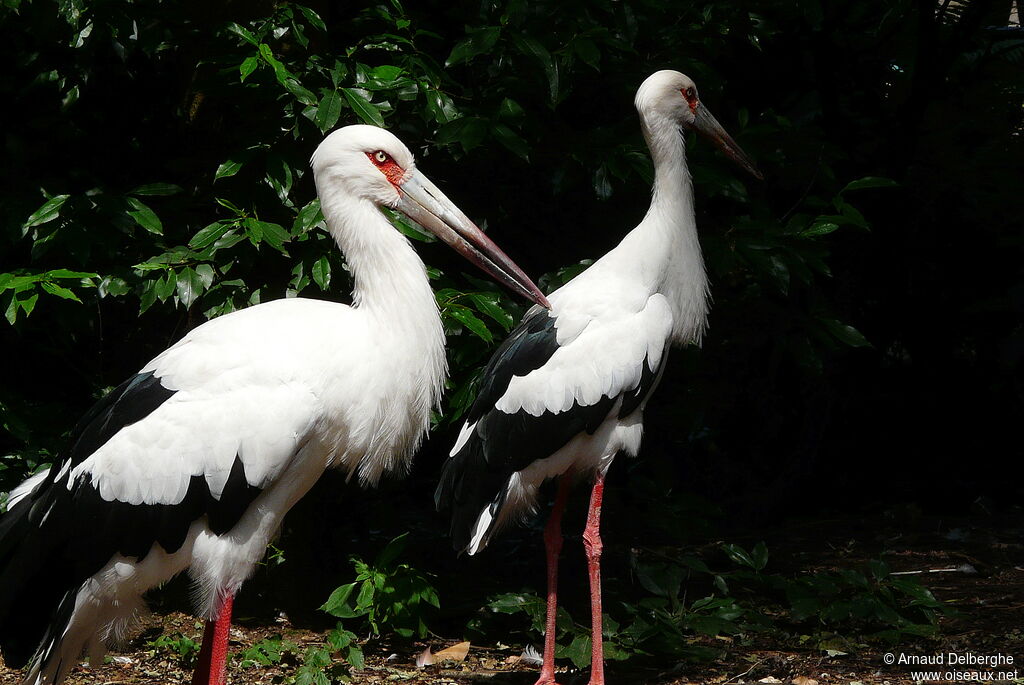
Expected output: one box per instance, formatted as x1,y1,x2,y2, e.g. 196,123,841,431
318,187,447,480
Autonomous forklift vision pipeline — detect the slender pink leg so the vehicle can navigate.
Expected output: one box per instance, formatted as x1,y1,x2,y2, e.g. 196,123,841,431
191,593,234,685
583,473,606,685
534,476,572,685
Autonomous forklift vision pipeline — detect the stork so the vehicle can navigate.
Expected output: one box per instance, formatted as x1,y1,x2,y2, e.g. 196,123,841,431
436,71,762,684
0,124,548,685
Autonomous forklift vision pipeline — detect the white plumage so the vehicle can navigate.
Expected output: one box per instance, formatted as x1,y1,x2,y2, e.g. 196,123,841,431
0,124,546,685
437,70,762,685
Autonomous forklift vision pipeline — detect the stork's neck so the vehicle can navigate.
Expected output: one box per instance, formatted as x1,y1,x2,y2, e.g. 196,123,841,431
319,189,446,358
605,112,709,344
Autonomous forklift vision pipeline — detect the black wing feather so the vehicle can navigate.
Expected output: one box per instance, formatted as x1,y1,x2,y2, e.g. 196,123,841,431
0,371,263,669
436,305,652,552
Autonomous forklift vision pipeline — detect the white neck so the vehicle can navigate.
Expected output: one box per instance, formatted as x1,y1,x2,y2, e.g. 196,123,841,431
319,187,447,430
320,192,439,322
601,111,709,345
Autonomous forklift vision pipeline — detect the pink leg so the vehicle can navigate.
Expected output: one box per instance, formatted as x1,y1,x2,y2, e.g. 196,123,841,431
191,593,234,685
583,473,606,685
534,476,572,685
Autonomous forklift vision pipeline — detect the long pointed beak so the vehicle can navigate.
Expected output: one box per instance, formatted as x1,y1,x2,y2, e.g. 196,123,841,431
691,104,764,181
394,170,550,309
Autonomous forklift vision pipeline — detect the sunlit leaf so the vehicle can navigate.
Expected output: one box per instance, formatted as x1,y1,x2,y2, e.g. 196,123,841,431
190,222,231,249
316,90,342,132
215,159,243,180
23,194,70,230
445,304,492,341
125,197,163,235
342,89,384,127
39,282,81,302
239,56,259,81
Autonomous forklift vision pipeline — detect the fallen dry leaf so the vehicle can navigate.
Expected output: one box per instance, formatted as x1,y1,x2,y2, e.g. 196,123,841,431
792,678,819,685
415,646,434,668
434,641,471,662
758,678,783,684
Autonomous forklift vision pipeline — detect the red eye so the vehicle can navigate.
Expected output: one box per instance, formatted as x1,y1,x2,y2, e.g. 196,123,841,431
367,150,404,186
681,87,698,113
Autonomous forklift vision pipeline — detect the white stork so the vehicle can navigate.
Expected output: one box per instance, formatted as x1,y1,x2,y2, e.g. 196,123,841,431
0,124,548,685
436,71,762,684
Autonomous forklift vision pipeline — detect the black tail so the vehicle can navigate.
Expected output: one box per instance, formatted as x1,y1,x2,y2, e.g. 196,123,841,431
0,486,72,670
435,438,514,554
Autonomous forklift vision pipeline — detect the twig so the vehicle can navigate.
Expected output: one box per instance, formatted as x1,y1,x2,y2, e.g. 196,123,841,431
723,659,763,684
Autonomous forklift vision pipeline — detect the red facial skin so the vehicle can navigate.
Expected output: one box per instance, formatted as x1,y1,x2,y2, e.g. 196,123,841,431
681,87,699,114
367,152,405,186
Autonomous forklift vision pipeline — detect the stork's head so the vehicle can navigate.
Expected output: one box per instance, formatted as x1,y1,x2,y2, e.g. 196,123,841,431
312,125,549,308
636,70,763,180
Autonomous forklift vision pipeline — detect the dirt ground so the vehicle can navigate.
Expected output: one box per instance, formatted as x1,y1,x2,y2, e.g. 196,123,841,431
2,513,1021,685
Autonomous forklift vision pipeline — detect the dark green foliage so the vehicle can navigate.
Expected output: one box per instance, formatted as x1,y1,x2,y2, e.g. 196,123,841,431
234,631,361,683
481,541,951,667
150,631,200,668
321,533,440,639
237,635,299,668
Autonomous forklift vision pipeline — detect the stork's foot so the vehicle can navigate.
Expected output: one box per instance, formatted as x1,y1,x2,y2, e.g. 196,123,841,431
532,672,563,685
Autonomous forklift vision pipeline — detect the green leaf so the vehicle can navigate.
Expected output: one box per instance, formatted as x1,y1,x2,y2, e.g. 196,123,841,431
293,199,323,235
244,219,290,253
175,267,203,308
491,123,529,160
841,176,899,193
296,4,327,32
446,26,501,66
320,583,358,617
282,77,317,106
721,543,756,569
467,292,513,330
45,269,97,280
751,541,769,571
316,90,343,132
800,221,840,238
345,644,365,669
436,117,488,152
497,97,525,120
189,222,231,249
239,56,258,81
556,634,592,669
342,89,384,127
258,42,283,70
512,35,558,103
195,264,216,289
355,580,375,609
125,197,163,235
155,271,177,301
265,156,294,203
312,256,330,290
819,318,872,348
215,159,243,180
446,305,492,341
39,282,82,302
130,183,183,196
23,194,70,229
227,22,258,46
369,64,403,82
374,533,409,569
